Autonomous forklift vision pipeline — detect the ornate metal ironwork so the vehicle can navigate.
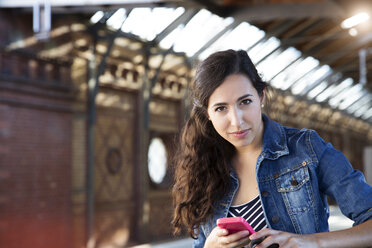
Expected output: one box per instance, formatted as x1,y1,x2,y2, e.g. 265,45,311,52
105,147,122,175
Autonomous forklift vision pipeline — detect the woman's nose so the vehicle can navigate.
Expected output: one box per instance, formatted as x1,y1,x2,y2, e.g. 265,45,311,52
229,106,243,127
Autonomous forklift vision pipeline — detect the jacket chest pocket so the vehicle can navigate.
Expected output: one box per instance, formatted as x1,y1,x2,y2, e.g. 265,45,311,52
275,165,314,213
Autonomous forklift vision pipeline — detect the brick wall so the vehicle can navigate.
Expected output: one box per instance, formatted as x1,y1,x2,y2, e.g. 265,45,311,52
0,54,74,248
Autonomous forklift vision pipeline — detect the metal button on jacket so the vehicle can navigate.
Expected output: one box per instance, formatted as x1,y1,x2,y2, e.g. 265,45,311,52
291,179,299,186
272,216,280,224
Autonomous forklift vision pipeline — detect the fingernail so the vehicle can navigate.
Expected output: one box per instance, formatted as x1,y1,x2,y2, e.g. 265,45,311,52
250,234,256,239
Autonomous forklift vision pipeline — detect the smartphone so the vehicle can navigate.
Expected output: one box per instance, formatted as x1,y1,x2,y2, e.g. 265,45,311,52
217,217,256,235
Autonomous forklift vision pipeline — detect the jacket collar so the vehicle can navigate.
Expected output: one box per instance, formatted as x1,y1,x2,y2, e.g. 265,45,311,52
229,114,289,179
261,114,289,160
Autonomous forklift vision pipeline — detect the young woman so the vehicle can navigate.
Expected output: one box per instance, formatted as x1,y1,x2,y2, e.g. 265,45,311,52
172,49,372,248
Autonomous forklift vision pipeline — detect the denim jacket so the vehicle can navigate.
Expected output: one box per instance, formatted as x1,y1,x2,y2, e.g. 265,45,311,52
193,115,372,247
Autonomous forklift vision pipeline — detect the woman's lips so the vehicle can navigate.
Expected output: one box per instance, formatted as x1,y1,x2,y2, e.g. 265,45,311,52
230,129,249,138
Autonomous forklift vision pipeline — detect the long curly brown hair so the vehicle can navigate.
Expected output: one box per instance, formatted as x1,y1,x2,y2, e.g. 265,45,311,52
172,49,267,239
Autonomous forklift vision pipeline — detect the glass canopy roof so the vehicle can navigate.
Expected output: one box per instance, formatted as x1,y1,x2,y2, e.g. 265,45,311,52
90,7,372,122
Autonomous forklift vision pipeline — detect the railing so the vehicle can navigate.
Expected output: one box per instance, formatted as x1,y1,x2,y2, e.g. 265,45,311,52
0,51,72,87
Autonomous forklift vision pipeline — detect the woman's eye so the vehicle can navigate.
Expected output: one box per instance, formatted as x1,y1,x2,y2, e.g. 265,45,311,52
215,106,226,112
241,99,252,105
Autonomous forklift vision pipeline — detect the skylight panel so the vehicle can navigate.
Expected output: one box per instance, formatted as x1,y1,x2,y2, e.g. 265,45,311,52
315,77,353,103
362,107,372,120
308,81,328,99
249,37,281,64
328,79,356,107
243,24,266,49
120,7,183,40
147,7,185,40
291,65,331,95
159,24,183,49
327,78,353,98
197,30,233,60
270,58,304,88
256,50,282,81
257,47,301,81
305,72,343,98
121,8,151,35
256,50,283,80
339,92,364,110
354,99,371,117
280,56,319,91
198,22,265,60
338,84,364,110
107,8,127,30
346,94,371,114
316,84,336,102
221,22,265,51
172,9,234,56
90,11,104,24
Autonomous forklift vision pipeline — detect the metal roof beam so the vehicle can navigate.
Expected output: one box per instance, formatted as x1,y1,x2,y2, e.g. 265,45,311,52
323,32,372,65
246,20,295,55
232,1,344,22
0,0,197,15
153,9,199,44
281,18,319,40
301,71,342,96
269,56,302,82
346,93,371,115
190,21,240,62
302,26,344,54
0,0,172,8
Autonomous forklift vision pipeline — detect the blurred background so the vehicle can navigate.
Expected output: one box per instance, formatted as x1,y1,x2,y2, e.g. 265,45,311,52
1,0,372,247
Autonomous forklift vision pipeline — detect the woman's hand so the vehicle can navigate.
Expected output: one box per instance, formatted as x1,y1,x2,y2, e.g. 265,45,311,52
204,226,251,248
249,228,320,248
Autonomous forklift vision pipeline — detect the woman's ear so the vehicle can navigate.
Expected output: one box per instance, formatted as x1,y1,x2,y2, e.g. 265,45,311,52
260,88,266,106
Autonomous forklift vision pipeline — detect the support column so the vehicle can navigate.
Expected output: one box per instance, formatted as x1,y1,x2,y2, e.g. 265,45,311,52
135,47,169,243
86,16,126,248
135,48,151,243
86,40,97,248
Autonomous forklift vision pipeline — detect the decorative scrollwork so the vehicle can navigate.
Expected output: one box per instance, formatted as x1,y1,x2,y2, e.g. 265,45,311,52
105,147,122,175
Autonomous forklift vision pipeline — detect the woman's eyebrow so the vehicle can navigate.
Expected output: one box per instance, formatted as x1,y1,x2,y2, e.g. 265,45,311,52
211,94,253,108
211,102,227,108
237,94,253,102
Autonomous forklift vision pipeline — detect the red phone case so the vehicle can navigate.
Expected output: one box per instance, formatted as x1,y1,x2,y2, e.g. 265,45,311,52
217,217,256,234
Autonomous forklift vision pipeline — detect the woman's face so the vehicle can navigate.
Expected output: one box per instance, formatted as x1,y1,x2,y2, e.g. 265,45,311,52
207,74,265,150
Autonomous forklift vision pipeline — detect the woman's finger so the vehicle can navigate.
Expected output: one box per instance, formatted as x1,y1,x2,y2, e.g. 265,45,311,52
254,235,280,248
219,230,250,246
231,237,251,248
216,228,229,237
250,228,280,240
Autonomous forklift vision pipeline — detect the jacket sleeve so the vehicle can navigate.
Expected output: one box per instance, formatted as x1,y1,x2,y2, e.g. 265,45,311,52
310,130,372,225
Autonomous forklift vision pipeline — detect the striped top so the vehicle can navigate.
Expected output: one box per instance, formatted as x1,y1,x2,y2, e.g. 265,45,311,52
227,195,267,231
